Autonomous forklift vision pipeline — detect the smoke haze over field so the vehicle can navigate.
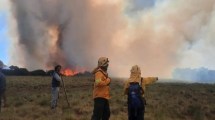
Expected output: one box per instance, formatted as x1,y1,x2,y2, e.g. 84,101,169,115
173,67,215,83
5,0,215,78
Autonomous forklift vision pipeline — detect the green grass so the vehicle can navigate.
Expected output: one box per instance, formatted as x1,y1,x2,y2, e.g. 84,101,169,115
0,76,214,120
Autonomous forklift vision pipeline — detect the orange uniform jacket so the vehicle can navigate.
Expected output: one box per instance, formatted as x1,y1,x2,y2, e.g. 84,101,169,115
93,69,111,99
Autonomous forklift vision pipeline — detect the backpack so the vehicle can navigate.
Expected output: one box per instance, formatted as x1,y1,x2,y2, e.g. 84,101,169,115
128,82,143,109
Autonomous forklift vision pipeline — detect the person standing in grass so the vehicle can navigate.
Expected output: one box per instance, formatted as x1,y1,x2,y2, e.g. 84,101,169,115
51,65,62,109
0,66,6,112
124,65,158,120
91,57,111,120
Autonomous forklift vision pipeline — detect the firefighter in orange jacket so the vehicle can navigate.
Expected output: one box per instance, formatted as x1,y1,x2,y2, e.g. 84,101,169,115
124,65,158,120
91,57,111,120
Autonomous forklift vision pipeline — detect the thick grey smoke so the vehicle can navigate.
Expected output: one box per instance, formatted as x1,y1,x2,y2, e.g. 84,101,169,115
8,0,215,78
9,0,126,72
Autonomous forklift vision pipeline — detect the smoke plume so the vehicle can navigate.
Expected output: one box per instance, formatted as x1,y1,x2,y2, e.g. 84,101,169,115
8,0,215,78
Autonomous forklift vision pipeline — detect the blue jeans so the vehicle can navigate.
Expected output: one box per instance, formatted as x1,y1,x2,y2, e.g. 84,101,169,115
51,87,60,108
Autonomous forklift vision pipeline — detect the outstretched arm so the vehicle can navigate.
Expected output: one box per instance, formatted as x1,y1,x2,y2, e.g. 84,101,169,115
143,77,158,85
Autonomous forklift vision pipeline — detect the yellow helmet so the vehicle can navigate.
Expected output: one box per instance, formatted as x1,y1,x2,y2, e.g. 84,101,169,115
130,65,141,74
98,57,109,67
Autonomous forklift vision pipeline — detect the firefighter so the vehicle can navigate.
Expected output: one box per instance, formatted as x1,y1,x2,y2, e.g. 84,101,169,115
124,65,158,120
91,57,111,120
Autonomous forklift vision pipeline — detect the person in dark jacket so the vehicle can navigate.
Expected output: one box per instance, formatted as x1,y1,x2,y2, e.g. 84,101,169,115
0,67,6,112
51,65,62,109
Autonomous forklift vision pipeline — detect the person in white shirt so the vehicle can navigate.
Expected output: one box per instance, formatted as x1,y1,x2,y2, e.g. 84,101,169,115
51,65,62,109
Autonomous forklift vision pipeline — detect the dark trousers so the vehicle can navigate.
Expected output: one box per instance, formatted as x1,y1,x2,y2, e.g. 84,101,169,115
128,106,145,120
128,98,145,120
91,98,110,120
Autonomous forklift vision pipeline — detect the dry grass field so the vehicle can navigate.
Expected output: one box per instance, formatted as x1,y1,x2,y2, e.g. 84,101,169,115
0,76,214,120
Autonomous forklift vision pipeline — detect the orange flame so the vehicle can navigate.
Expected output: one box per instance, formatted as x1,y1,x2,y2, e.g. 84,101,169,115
61,68,79,76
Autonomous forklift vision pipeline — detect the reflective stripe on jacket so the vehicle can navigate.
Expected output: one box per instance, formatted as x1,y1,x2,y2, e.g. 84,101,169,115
93,69,110,99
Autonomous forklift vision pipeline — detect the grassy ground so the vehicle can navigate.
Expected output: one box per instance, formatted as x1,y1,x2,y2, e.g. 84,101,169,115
0,76,214,120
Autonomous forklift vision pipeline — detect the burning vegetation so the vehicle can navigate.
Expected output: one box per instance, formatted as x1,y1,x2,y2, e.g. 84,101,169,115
0,65,90,77
61,68,79,76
